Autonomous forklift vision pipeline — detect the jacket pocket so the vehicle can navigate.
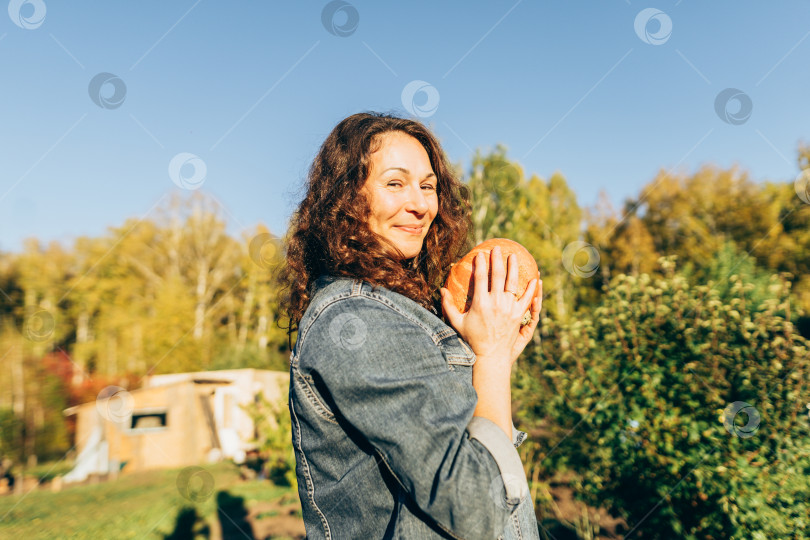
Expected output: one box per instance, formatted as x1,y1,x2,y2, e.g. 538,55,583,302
436,328,476,367
293,369,339,424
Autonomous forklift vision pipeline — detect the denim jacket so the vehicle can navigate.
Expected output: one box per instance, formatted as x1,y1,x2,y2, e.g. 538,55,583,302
288,274,541,540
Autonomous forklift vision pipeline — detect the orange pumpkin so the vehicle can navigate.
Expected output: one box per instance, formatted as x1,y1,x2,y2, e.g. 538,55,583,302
444,238,540,326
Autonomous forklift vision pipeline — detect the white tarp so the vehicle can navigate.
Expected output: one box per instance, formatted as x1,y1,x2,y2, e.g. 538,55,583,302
63,419,109,483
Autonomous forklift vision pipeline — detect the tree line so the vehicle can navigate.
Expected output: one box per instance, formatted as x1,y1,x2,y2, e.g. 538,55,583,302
1,142,809,536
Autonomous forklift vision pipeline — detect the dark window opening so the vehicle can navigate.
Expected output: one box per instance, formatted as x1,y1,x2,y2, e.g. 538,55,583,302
131,411,168,430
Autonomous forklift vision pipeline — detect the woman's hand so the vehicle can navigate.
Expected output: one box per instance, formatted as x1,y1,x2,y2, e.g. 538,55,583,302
440,245,542,367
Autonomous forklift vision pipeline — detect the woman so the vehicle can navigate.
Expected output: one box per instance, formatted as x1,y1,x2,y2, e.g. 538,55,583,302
278,111,543,539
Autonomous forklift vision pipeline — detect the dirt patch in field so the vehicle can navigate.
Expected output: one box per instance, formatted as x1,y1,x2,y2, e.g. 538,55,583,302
248,486,626,540
247,499,306,540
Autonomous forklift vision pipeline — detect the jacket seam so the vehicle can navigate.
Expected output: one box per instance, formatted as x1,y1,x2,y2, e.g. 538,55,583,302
355,284,439,342
511,503,523,540
354,280,476,364
348,290,477,368
300,279,474,363
290,393,332,538
297,290,359,348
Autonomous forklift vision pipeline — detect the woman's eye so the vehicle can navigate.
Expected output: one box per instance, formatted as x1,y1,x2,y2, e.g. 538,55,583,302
386,180,435,190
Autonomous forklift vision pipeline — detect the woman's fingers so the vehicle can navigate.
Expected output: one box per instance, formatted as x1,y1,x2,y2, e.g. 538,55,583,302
519,307,540,340
517,278,542,339
530,283,542,320
505,253,519,296
537,278,543,309
517,292,541,340
518,279,537,312
472,252,488,306
527,278,542,323
490,246,505,294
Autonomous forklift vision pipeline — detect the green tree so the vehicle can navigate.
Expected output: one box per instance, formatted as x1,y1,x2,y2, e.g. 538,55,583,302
584,189,659,307
635,165,775,284
464,145,583,321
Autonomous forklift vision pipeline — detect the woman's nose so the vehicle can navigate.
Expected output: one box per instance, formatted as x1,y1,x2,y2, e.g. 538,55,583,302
405,184,429,214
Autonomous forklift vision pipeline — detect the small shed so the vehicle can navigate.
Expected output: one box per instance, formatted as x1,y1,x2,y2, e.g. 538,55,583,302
62,368,289,482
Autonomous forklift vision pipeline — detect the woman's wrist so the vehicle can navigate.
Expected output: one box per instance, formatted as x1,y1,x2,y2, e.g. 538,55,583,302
471,356,513,440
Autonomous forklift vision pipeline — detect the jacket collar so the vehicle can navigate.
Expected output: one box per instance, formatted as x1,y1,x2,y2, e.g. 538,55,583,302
308,273,441,319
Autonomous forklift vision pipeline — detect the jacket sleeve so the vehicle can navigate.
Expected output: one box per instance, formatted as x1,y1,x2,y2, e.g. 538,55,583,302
298,296,530,540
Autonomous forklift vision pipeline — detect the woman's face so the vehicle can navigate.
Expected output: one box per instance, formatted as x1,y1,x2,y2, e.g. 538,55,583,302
362,131,439,261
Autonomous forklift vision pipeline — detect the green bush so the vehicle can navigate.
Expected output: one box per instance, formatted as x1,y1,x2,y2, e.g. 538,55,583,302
522,256,810,539
242,388,297,491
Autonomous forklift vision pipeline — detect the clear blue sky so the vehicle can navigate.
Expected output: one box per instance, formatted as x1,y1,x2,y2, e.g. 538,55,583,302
1,0,808,254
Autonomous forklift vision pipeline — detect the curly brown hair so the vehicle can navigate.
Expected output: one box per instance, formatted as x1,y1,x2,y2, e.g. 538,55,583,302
276,111,474,350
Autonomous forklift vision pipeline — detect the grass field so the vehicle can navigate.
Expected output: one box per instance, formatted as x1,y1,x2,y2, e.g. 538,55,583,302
0,461,303,539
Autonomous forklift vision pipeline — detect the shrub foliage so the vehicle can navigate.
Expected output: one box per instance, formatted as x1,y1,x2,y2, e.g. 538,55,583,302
520,257,810,539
